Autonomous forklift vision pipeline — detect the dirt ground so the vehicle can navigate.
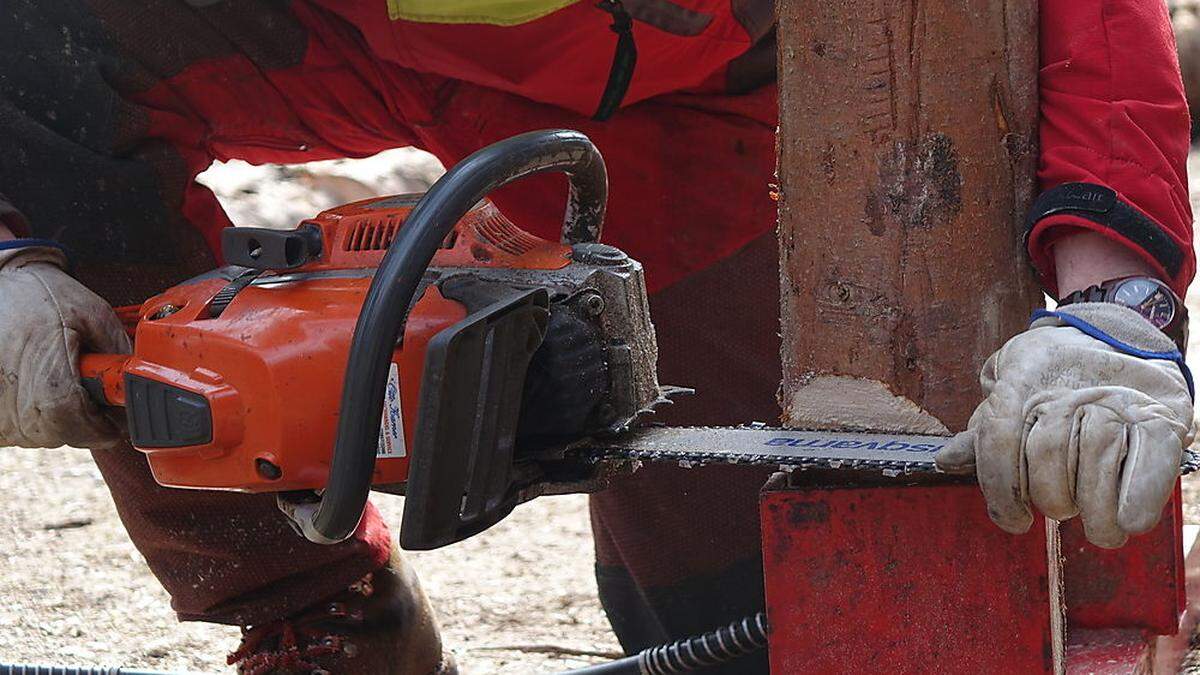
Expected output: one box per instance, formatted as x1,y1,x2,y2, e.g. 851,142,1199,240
5,148,1200,673
0,450,619,673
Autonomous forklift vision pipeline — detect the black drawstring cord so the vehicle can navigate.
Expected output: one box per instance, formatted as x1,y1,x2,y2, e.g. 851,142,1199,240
593,0,636,121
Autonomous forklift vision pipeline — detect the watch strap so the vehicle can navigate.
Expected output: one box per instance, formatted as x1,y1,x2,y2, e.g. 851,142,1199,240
1056,277,1187,354
1059,283,1104,306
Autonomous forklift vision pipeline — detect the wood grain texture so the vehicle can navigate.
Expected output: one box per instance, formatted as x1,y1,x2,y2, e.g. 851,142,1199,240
776,0,1043,431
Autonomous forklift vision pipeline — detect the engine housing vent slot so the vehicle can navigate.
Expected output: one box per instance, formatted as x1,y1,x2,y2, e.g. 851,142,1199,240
343,218,402,252
474,214,540,255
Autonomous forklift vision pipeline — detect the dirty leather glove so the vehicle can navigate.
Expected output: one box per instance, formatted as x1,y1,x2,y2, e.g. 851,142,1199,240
935,302,1194,548
0,244,130,449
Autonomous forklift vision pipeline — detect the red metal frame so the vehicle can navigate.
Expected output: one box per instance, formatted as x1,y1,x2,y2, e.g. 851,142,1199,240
1062,485,1185,634
759,479,1196,673
761,481,1058,674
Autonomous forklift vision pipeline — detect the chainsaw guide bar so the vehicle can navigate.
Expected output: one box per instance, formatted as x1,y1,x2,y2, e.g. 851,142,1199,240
575,425,1200,477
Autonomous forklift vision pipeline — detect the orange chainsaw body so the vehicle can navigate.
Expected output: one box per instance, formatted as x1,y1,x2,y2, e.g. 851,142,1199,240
83,196,571,493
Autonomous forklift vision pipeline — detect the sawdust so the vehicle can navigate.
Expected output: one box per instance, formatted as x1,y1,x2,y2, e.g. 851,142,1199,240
782,375,951,434
196,148,445,230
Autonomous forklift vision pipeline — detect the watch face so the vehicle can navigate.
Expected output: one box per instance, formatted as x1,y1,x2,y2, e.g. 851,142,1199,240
1111,278,1176,328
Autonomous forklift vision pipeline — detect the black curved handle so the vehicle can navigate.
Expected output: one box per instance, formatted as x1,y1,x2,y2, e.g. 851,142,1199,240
294,129,608,544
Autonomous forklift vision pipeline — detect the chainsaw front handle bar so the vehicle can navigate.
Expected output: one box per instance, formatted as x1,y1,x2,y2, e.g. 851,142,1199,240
295,129,609,544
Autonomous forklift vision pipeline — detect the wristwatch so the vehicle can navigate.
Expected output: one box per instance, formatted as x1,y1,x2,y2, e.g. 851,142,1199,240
1057,276,1189,354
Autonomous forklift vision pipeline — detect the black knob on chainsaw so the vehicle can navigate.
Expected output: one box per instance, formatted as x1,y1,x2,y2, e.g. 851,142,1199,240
221,224,323,270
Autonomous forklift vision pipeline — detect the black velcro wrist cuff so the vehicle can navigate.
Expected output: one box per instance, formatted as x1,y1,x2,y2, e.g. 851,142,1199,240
1024,182,1183,279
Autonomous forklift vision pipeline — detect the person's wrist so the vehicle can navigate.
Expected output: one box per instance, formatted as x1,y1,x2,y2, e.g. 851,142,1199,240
1052,231,1157,298
0,223,14,241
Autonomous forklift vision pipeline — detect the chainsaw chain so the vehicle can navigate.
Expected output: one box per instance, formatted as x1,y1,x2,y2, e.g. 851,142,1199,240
582,446,935,477
579,426,1200,478
1182,447,1200,476
578,425,938,477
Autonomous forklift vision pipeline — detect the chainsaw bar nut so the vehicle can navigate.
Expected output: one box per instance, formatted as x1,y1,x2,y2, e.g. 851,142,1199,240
581,291,605,316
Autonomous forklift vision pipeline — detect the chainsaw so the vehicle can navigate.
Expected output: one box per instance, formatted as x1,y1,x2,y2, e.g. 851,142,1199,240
78,129,670,549
76,129,1199,554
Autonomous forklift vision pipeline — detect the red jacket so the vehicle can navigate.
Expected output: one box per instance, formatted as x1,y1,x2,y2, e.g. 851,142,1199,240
7,0,1186,297
308,0,1193,295
1032,0,1194,296
308,0,775,116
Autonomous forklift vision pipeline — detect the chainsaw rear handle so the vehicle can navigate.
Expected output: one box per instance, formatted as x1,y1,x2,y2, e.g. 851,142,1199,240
79,353,131,408
296,129,609,544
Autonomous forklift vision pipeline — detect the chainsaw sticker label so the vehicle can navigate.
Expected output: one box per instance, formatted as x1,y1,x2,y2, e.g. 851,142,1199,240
377,363,407,459
763,436,944,453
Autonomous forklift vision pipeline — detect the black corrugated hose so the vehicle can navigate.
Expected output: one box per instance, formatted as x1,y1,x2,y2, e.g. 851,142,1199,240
2,612,766,675
0,666,184,675
561,612,769,674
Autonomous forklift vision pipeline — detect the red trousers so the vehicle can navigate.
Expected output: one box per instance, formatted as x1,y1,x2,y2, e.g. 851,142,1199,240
1,1,778,658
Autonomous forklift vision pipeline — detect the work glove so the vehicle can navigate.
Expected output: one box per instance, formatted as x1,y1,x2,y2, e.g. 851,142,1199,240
935,302,1194,548
0,243,130,449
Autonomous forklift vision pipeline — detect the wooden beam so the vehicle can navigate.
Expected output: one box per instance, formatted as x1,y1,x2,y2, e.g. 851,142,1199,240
776,0,1043,432
771,2,1063,671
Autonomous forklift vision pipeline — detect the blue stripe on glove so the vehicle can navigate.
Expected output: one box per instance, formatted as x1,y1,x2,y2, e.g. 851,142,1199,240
1031,308,1194,399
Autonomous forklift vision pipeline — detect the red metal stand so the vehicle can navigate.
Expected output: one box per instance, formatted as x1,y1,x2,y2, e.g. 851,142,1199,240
1153,519,1200,672
761,479,1059,674
759,478,1198,673
1060,486,1195,674
1063,486,1185,635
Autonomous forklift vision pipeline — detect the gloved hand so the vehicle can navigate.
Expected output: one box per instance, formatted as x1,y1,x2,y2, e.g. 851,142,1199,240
936,302,1194,548
0,244,130,449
